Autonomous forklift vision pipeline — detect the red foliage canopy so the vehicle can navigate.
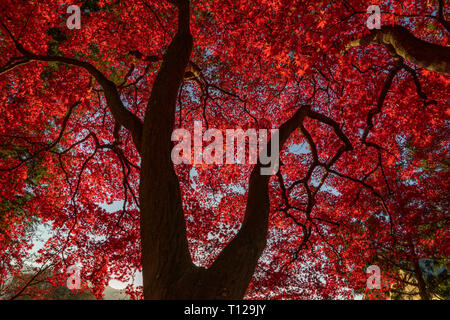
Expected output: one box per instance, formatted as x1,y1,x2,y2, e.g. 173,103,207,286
0,0,448,299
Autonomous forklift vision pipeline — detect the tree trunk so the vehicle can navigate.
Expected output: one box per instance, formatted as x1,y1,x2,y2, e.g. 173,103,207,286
413,260,430,300
408,241,430,300
138,1,313,298
139,0,196,299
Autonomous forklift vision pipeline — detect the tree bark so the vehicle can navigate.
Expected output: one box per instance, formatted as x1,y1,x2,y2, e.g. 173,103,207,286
412,260,431,300
346,25,450,74
139,0,195,299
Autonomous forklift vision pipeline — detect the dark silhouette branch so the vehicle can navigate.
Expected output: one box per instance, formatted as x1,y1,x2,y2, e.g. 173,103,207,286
437,0,450,33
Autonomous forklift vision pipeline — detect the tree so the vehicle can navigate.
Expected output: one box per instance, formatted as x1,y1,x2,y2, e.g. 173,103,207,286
0,0,448,299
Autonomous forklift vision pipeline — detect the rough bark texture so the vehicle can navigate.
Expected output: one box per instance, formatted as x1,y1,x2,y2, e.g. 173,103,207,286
347,25,450,74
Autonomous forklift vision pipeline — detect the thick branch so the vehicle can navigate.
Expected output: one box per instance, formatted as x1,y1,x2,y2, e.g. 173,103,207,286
203,104,354,298
361,63,402,146
204,106,311,298
346,25,450,74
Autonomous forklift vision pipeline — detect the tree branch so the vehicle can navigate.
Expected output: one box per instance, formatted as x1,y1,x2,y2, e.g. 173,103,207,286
0,21,143,153
346,25,450,74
